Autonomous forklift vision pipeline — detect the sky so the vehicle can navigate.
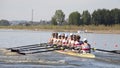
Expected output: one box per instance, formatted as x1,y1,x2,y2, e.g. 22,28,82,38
0,0,120,21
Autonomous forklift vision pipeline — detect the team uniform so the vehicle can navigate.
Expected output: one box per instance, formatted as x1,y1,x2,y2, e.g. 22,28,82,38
80,38,91,53
48,33,91,53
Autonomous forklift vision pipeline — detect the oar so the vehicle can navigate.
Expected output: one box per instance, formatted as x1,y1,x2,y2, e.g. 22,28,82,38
7,44,40,50
7,43,47,49
17,45,60,53
10,45,48,51
92,48,120,54
15,46,54,52
19,48,61,55
8,43,48,50
10,44,52,52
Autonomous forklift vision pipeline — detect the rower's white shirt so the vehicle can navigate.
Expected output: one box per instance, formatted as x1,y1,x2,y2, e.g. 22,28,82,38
81,43,90,50
74,41,81,47
57,38,62,45
57,39,62,43
56,38,60,42
48,37,54,44
62,39,68,45
53,38,57,44
70,40,75,46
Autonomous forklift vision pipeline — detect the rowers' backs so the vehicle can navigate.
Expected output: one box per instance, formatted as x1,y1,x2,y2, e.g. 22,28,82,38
48,32,91,53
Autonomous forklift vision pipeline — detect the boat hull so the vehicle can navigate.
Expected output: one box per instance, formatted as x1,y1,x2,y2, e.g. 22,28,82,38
55,50,95,58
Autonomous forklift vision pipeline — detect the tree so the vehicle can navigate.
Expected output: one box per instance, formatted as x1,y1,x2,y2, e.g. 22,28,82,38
103,9,112,26
51,17,57,25
82,10,91,25
92,9,103,25
68,11,81,25
51,10,65,25
0,19,10,26
111,8,120,24
92,9,113,26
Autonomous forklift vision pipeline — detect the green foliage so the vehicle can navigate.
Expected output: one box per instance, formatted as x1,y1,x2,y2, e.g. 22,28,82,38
1,8,120,27
51,10,65,25
82,10,91,25
0,19,10,26
111,8,120,24
51,17,57,25
92,9,102,25
68,11,81,25
92,9,116,26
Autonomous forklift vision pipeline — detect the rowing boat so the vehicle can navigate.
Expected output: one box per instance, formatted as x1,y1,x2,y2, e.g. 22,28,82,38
55,50,95,58
8,43,95,58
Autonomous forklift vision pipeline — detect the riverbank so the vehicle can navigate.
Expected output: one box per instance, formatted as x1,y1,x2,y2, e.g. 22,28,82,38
0,25,120,34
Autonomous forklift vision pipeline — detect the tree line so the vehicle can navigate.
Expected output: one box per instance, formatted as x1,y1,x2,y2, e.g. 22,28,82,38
0,19,10,26
0,8,120,26
51,8,120,26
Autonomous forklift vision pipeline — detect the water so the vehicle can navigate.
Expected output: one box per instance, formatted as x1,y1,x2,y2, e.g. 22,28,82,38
0,29,51,48
0,29,120,68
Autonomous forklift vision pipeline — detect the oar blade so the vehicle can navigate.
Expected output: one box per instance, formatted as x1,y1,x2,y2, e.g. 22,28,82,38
94,48,120,54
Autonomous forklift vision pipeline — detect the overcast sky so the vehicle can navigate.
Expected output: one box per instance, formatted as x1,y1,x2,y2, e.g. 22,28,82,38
0,0,120,21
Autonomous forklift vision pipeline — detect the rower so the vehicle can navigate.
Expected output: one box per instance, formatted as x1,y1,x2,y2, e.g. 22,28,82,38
48,32,55,45
70,35,76,50
58,33,65,50
53,32,58,45
62,34,69,49
68,33,74,49
57,33,62,47
68,33,73,41
81,38,91,53
61,33,65,40
74,35,83,51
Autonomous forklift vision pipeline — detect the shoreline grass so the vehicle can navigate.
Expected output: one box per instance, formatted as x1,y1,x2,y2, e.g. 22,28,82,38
0,24,120,34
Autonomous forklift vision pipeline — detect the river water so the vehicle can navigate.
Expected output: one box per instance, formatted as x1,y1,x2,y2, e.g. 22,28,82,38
0,29,120,68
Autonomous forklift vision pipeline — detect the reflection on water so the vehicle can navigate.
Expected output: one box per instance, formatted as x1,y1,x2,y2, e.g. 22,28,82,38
0,29,120,68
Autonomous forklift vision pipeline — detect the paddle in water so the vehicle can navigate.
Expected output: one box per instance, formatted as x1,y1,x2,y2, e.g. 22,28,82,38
91,48,120,54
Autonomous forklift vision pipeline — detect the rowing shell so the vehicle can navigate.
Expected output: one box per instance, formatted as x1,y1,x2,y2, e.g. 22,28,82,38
55,50,95,58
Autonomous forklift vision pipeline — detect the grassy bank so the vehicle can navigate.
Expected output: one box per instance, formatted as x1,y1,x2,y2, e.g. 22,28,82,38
0,24,120,34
